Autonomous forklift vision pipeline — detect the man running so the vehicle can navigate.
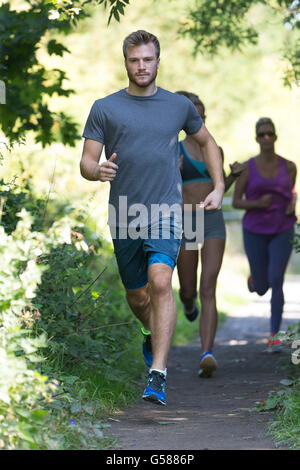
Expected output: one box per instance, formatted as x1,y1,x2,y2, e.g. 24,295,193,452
80,30,224,406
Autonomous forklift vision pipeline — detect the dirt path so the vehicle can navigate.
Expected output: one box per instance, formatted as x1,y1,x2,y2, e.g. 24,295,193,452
106,276,300,450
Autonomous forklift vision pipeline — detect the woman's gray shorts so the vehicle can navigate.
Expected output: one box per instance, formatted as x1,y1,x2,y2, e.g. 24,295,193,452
181,209,226,249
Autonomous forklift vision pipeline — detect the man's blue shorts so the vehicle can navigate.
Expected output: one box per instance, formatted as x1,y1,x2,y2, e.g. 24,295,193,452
111,219,182,290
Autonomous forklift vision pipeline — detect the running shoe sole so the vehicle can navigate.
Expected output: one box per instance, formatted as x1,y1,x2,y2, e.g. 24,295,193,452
198,354,218,378
142,393,166,406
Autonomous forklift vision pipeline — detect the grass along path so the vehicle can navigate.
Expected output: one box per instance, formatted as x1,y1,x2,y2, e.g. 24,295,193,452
105,276,300,450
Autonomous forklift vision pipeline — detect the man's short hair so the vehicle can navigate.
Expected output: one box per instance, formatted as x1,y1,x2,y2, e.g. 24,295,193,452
123,30,160,59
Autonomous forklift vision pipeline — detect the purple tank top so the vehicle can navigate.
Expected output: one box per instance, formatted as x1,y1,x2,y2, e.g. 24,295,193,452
243,156,296,234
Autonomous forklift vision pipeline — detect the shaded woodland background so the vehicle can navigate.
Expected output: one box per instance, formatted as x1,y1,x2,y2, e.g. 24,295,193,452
0,0,299,450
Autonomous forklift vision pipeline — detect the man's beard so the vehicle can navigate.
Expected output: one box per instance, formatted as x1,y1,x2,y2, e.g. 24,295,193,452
127,69,158,88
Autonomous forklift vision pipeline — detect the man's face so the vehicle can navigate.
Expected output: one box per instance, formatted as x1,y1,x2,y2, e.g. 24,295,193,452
125,42,160,88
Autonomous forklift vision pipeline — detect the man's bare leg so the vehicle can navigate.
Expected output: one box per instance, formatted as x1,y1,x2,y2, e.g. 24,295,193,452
147,263,177,371
125,263,176,372
125,283,152,331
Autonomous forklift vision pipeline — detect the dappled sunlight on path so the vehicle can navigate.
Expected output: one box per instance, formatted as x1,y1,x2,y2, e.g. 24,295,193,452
106,218,299,449
106,276,300,450
215,275,300,346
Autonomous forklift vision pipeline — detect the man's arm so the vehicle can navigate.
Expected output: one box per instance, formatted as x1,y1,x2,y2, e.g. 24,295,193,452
80,138,118,182
190,125,224,209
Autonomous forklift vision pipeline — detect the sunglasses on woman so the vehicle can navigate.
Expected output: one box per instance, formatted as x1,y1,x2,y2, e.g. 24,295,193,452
257,131,275,138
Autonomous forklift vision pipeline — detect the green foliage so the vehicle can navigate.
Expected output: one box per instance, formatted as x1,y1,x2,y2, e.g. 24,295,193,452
46,0,131,24
104,0,131,24
255,314,300,448
2,0,299,149
0,178,47,234
282,35,300,88
0,208,57,448
251,225,300,449
294,223,300,253
34,241,123,367
180,0,260,55
0,174,144,448
0,0,130,146
30,206,136,368
180,0,300,86
255,372,300,448
267,380,300,449
0,1,79,146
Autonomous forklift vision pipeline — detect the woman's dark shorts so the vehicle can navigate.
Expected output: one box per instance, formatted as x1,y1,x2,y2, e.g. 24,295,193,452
181,209,226,249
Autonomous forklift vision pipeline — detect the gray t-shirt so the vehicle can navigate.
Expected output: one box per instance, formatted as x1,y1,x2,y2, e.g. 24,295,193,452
82,87,203,227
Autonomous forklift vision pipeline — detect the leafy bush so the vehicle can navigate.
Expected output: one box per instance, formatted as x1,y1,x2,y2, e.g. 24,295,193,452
0,209,56,448
0,176,142,449
0,178,46,234
255,223,300,449
33,235,135,369
294,223,300,254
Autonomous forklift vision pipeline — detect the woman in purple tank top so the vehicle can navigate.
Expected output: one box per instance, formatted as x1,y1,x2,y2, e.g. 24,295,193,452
233,117,297,351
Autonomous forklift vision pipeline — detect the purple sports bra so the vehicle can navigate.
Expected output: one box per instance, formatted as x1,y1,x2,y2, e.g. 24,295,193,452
242,156,296,234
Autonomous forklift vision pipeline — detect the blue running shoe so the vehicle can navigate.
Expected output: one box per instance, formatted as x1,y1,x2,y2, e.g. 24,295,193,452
141,327,153,367
198,351,217,378
142,370,166,406
184,306,199,322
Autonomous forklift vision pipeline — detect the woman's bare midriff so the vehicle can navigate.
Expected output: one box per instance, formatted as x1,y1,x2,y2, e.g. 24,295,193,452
182,181,214,210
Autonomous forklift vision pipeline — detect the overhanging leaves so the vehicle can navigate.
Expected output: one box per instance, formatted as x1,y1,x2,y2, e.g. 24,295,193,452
179,0,300,86
0,0,131,146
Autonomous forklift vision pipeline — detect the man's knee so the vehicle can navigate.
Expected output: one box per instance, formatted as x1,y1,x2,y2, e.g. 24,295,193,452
149,271,172,298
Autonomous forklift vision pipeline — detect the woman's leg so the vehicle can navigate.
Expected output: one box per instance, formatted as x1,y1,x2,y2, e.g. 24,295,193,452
199,237,225,352
177,247,199,313
243,229,269,295
268,227,294,334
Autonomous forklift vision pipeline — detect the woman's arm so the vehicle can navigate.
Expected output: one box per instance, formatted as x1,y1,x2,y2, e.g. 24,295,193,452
217,145,247,192
190,125,224,209
224,161,248,192
232,162,272,210
286,160,297,215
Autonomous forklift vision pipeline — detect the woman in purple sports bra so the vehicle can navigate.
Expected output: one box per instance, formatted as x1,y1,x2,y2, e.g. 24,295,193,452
233,117,297,351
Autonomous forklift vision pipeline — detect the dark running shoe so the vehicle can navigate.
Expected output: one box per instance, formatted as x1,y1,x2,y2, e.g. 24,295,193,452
247,276,255,293
142,370,166,406
184,306,199,322
141,327,153,367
